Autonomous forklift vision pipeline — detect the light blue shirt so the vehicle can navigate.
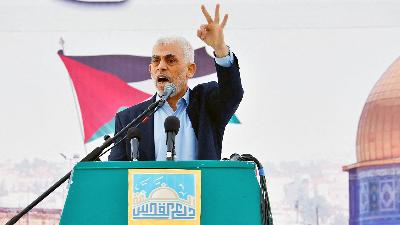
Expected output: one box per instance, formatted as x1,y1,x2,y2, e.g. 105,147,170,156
154,90,197,160
153,50,234,161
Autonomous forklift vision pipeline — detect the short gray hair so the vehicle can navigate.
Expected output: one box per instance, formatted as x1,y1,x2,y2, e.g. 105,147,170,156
154,36,194,64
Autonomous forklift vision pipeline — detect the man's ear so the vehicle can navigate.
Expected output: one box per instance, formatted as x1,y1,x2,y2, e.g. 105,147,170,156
187,63,197,78
148,64,152,74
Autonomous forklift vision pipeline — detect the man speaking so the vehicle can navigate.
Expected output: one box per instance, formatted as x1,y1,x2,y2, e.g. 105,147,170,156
108,4,243,161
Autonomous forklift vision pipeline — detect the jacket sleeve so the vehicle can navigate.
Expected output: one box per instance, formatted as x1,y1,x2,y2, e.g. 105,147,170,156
207,53,244,127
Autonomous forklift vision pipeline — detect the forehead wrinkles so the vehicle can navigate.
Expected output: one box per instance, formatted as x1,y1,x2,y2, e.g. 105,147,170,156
152,43,184,59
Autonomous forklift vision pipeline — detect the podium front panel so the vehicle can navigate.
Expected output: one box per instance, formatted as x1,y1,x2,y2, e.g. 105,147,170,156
60,161,262,225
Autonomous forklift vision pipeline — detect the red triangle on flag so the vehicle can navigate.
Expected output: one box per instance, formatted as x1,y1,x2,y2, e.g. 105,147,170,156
59,55,152,142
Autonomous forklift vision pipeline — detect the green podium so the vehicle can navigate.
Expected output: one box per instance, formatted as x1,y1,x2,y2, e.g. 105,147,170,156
60,161,262,225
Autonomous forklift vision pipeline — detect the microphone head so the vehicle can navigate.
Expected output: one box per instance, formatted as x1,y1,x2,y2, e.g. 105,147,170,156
230,153,242,161
164,116,180,133
163,83,176,97
126,127,142,140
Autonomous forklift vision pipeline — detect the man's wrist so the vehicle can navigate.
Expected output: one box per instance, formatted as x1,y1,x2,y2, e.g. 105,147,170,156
214,46,233,68
214,45,229,58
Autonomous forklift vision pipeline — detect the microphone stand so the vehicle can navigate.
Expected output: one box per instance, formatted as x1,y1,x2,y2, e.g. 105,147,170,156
166,131,178,161
5,99,166,225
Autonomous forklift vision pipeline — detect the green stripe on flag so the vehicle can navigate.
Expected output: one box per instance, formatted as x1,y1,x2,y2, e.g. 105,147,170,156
229,114,241,124
86,107,128,143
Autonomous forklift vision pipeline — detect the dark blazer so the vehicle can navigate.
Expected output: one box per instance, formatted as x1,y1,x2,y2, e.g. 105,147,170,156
108,54,243,161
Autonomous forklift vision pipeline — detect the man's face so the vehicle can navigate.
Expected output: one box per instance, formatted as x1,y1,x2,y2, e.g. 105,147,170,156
149,43,195,97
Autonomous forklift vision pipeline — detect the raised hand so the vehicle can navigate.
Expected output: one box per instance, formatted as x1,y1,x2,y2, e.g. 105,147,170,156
197,4,229,57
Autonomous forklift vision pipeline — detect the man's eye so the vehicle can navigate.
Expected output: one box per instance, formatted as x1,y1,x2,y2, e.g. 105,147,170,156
168,58,176,64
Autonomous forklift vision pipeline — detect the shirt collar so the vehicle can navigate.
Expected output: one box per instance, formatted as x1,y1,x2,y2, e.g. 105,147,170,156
181,88,190,105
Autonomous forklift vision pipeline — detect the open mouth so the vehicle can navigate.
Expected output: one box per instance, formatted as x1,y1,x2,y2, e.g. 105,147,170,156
157,75,170,83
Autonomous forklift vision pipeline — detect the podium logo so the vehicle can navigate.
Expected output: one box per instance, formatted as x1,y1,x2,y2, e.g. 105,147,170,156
128,169,201,225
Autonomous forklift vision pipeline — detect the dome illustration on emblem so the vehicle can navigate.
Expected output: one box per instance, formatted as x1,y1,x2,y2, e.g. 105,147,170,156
149,183,180,200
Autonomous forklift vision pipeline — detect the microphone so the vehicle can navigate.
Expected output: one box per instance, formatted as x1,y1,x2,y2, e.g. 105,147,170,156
161,83,176,102
229,153,242,161
126,127,142,161
164,116,180,161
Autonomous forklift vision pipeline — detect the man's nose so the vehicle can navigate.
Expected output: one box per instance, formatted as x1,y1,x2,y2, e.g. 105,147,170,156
157,59,168,71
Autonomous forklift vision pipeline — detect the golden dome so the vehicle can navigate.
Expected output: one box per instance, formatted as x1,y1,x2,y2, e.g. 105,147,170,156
356,57,400,163
148,184,179,200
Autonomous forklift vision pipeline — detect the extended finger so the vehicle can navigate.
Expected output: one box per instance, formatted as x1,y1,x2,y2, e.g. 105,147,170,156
215,4,220,24
221,14,228,29
201,5,213,24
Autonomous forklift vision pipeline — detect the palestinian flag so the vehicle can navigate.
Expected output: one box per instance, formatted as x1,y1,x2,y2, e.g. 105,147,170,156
59,47,240,143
